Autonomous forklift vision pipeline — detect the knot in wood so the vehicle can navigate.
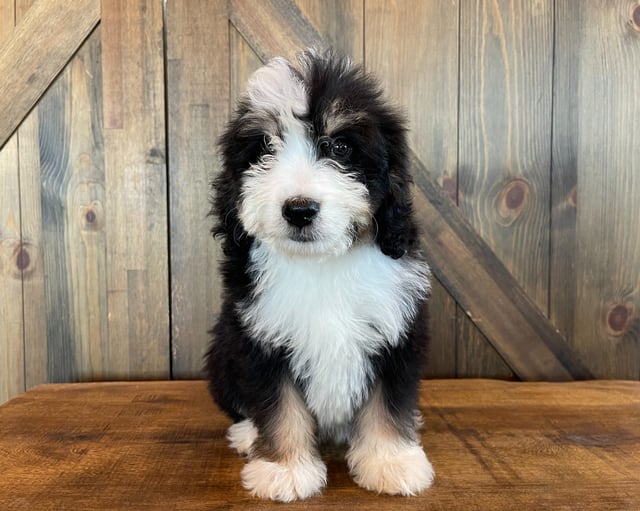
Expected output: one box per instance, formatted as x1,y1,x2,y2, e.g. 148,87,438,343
606,302,635,336
81,202,103,231
495,178,530,226
13,243,34,276
632,4,640,31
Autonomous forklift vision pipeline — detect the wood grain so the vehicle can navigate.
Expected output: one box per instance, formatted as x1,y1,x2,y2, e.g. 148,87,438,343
229,0,323,61
549,0,582,351
296,0,363,57
412,161,592,381
166,0,229,378
15,0,48,393
1,379,638,510
457,0,554,377
0,0,25,403
558,0,640,378
35,29,106,382
0,0,99,149
102,0,170,379
365,0,460,378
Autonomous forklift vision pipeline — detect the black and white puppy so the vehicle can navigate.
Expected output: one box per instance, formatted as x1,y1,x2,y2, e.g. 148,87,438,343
206,50,434,501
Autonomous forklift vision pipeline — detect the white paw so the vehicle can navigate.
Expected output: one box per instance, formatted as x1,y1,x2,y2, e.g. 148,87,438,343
348,441,434,496
241,456,327,502
227,419,258,455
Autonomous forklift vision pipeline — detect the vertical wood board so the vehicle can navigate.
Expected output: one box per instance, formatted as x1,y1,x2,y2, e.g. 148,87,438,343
102,0,170,379
365,0,460,377
457,0,554,377
565,0,640,378
167,0,229,377
0,0,25,402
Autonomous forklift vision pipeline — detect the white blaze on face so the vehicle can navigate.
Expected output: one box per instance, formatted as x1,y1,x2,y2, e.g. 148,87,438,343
245,57,308,119
237,58,372,258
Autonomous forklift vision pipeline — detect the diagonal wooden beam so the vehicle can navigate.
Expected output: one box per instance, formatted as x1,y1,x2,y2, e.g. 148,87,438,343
228,0,593,380
410,156,593,381
0,0,100,149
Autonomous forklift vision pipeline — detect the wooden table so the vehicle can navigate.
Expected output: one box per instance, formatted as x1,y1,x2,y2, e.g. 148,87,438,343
1,380,638,510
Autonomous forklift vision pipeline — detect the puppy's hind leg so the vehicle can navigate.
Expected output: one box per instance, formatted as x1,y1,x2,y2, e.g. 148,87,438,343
346,384,434,496
241,380,327,502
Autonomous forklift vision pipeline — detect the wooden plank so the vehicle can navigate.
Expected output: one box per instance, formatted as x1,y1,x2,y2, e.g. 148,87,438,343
1,379,639,509
34,28,105,382
558,1,640,378
15,0,48,393
456,0,554,378
0,0,100,149
102,0,169,379
0,0,25,403
296,0,363,57
365,0,459,378
166,0,229,378
412,161,592,381
549,0,581,354
228,0,323,62
228,0,590,380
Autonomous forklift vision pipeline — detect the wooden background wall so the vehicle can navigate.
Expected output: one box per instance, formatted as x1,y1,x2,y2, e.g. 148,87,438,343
1,0,639,404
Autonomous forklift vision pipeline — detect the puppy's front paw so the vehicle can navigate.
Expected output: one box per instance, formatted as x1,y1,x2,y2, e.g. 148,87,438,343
348,441,434,496
227,419,258,455
241,456,327,502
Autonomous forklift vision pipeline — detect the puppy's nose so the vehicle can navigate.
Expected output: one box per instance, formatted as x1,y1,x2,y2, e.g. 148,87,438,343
282,197,320,228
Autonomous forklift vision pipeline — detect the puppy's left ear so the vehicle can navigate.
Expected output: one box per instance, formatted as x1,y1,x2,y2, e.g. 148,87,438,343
374,117,417,259
375,168,417,259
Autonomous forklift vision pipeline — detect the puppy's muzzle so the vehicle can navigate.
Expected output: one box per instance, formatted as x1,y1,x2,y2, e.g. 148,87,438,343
282,197,320,228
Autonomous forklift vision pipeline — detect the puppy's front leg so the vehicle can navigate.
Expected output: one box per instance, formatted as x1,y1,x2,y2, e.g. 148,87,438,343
240,380,327,502
347,384,434,496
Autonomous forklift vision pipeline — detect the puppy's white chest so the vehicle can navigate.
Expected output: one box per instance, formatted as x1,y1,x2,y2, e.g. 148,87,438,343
241,242,430,428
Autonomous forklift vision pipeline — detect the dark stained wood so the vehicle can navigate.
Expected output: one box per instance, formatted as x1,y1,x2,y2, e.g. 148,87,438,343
365,0,460,378
0,0,100,149
553,0,640,379
166,0,229,378
412,163,592,381
0,380,638,510
457,0,554,378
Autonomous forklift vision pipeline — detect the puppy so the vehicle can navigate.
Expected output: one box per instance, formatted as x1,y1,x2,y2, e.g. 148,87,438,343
206,49,434,501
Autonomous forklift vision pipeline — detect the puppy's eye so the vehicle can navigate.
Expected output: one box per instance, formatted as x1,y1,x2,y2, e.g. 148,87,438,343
330,137,352,159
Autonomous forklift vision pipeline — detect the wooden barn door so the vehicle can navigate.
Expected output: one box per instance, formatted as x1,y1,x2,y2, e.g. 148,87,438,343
2,0,640,404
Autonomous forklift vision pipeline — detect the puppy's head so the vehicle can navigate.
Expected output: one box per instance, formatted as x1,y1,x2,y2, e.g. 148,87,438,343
214,50,415,259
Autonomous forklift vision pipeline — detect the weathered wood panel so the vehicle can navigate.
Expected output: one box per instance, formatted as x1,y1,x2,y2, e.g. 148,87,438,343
556,0,640,378
15,0,48,392
166,0,229,378
4,0,640,404
457,0,554,377
0,0,100,149
101,0,170,379
365,0,459,378
0,0,24,403
36,29,106,382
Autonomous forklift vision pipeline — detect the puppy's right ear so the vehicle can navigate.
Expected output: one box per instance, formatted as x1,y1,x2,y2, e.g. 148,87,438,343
211,111,254,248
